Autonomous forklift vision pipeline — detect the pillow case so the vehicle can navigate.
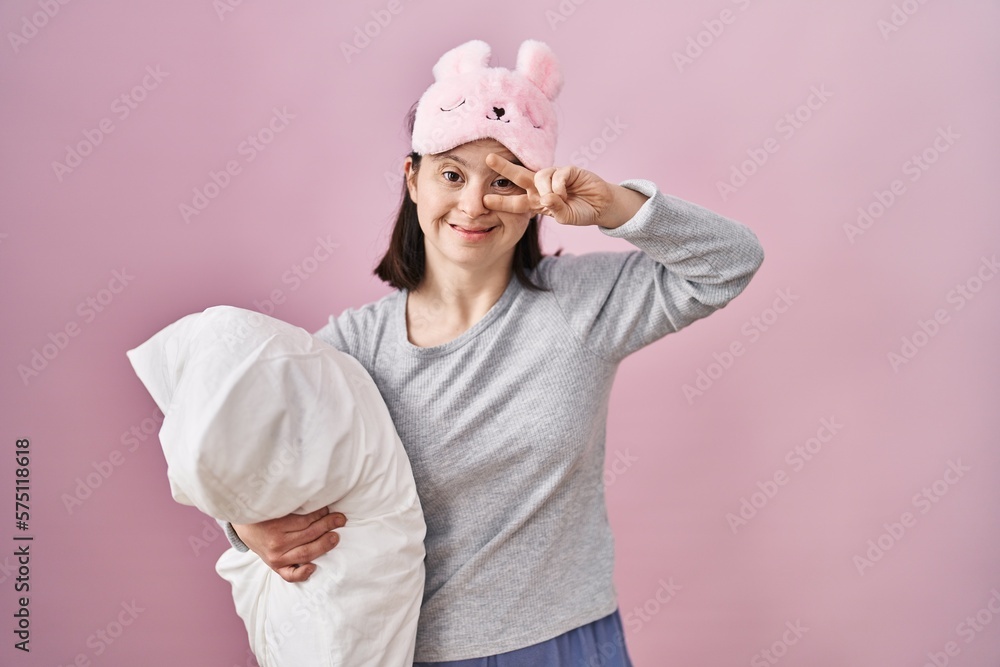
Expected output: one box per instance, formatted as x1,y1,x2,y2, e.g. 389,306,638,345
125,305,426,666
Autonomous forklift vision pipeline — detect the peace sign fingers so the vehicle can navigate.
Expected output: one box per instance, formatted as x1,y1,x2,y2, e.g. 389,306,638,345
483,153,541,214
481,153,619,226
484,153,536,191
481,153,589,222
483,191,534,214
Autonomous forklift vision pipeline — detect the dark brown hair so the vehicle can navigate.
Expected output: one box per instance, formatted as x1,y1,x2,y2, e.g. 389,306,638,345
373,104,560,292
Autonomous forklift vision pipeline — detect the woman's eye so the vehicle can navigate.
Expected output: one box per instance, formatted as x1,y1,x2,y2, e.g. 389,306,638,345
494,178,514,189
443,171,461,182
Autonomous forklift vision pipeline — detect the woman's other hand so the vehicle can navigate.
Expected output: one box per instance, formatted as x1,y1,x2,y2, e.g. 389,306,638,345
482,153,648,229
232,507,346,582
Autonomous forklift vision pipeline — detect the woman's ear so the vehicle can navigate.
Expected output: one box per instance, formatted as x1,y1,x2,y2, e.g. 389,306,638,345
403,156,417,200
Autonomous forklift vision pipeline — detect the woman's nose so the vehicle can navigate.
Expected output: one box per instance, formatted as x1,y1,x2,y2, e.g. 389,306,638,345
457,182,489,218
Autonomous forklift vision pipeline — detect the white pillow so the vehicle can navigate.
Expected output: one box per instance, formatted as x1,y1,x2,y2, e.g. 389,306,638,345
126,305,426,667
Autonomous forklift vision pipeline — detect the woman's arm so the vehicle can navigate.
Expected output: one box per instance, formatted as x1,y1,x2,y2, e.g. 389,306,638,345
485,155,765,364
541,178,765,365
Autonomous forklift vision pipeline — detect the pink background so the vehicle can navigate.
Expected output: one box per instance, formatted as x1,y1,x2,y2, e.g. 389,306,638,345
2,1,999,665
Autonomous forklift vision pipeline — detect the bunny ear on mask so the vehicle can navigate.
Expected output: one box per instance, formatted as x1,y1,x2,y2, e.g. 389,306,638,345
432,39,492,81
516,39,563,101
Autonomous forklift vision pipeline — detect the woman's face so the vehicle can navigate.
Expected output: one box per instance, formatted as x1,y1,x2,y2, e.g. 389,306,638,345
404,138,532,278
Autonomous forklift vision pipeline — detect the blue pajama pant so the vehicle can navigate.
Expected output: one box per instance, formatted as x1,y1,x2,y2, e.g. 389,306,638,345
413,608,634,667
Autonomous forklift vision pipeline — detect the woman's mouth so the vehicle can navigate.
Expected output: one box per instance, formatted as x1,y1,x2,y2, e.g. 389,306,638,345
449,224,496,240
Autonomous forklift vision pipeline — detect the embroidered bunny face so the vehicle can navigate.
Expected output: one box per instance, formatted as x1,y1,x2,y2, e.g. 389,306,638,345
411,39,563,172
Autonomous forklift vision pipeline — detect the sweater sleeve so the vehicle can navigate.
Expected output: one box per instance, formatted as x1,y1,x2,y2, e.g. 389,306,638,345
220,518,250,552
312,304,372,362
539,178,764,365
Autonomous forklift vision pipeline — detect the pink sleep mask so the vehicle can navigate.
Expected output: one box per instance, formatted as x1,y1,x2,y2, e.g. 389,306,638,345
411,39,564,172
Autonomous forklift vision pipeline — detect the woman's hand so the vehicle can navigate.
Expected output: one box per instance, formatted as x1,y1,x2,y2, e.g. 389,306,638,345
482,153,648,229
232,506,346,583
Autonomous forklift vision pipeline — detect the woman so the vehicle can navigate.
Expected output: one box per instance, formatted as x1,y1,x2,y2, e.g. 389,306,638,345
224,39,765,664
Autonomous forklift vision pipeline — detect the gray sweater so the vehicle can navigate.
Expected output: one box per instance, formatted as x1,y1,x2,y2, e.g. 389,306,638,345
222,178,764,661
